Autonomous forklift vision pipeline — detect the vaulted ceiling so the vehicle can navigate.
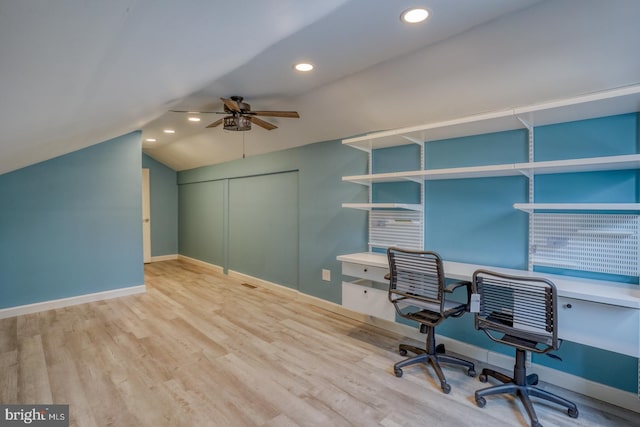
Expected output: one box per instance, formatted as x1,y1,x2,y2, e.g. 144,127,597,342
1,0,639,175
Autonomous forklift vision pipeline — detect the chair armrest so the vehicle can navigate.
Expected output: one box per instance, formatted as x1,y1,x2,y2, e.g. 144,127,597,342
445,280,471,294
445,280,472,312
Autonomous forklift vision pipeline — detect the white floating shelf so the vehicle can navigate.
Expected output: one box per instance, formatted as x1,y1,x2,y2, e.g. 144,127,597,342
514,84,640,127
343,154,640,185
514,203,640,213
342,203,422,211
342,172,423,185
421,163,518,180
342,84,640,150
342,109,522,151
514,154,640,175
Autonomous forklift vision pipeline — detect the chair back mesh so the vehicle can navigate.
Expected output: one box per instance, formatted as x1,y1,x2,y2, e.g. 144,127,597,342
473,270,558,352
388,248,444,310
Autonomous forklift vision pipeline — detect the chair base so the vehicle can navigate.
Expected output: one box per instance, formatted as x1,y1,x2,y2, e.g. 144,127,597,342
394,332,475,394
475,350,578,427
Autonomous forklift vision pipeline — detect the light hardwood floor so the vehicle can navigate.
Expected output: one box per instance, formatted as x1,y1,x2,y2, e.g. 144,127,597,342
1,260,638,426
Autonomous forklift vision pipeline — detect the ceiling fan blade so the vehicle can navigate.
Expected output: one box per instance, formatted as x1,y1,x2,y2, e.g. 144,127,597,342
221,97,241,112
251,111,300,118
248,116,277,130
206,118,224,128
169,110,218,114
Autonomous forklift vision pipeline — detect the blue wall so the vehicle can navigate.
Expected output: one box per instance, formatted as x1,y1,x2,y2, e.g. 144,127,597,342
0,132,144,308
142,154,178,257
424,129,529,267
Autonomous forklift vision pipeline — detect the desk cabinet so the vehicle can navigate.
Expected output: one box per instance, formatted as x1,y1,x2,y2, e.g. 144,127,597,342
341,281,395,322
340,257,395,321
558,297,640,358
339,252,640,358
341,261,388,283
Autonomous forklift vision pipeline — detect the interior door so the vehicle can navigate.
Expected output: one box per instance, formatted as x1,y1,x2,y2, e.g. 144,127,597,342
142,168,151,263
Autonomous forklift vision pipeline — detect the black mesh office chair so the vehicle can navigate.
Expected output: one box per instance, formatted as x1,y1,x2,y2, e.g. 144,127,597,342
387,247,476,393
472,269,579,427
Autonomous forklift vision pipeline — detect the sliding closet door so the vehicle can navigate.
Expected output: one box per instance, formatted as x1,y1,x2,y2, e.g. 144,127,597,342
178,180,225,267
228,171,299,289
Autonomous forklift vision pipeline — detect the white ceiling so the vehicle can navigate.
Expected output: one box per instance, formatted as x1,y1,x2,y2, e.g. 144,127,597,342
1,0,639,175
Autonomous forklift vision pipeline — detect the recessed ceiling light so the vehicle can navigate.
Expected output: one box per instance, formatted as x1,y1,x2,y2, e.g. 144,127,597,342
163,129,175,134
145,138,156,142
294,63,314,72
188,117,201,122
401,8,430,24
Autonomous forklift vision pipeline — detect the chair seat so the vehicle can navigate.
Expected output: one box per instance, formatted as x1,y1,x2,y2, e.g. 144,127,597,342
403,298,466,315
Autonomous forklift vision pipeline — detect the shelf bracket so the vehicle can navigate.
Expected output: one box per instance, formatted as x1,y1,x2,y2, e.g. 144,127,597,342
516,168,533,179
402,177,423,184
401,135,425,145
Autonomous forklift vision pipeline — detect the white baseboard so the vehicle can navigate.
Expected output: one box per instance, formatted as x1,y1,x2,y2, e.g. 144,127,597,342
218,266,640,413
150,254,178,262
0,284,146,319
227,269,298,294
178,255,225,273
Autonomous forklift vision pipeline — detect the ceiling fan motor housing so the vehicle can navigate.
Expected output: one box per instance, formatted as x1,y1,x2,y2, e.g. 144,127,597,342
223,115,251,131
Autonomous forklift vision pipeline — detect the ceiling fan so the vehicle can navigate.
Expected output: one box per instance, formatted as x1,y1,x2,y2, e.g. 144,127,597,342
171,96,299,131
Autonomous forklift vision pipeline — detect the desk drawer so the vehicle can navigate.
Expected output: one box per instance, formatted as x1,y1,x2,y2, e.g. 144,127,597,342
557,297,639,358
342,281,395,321
342,262,388,283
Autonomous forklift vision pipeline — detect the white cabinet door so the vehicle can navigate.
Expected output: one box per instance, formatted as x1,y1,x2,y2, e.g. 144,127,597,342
342,281,395,321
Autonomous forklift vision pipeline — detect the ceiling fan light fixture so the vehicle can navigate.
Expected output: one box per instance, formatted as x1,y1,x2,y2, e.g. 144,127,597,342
223,115,251,131
294,62,314,72
401,7,430,24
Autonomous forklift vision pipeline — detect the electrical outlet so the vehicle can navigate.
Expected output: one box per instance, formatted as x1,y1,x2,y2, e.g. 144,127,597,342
322,269,331,281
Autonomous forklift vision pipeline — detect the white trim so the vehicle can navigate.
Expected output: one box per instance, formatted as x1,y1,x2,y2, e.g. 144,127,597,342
227,270,298,295
150,254,178,262
217,267,640,413
178,255,224,274
0,285,146,319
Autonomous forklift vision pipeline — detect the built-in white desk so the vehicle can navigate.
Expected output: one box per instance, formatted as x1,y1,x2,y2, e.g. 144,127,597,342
337,252,640,358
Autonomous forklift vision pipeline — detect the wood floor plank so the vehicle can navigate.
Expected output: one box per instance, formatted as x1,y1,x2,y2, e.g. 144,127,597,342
0,259,637,426
17,334,52,403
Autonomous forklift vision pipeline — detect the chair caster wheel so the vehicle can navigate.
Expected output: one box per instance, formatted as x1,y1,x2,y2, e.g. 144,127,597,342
398,348,407,356
479,374,488,383
435,343,445,354
468,368,476,377
568,407,579,418
441,383,451,394
475,396,486,408
394,368,403,378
